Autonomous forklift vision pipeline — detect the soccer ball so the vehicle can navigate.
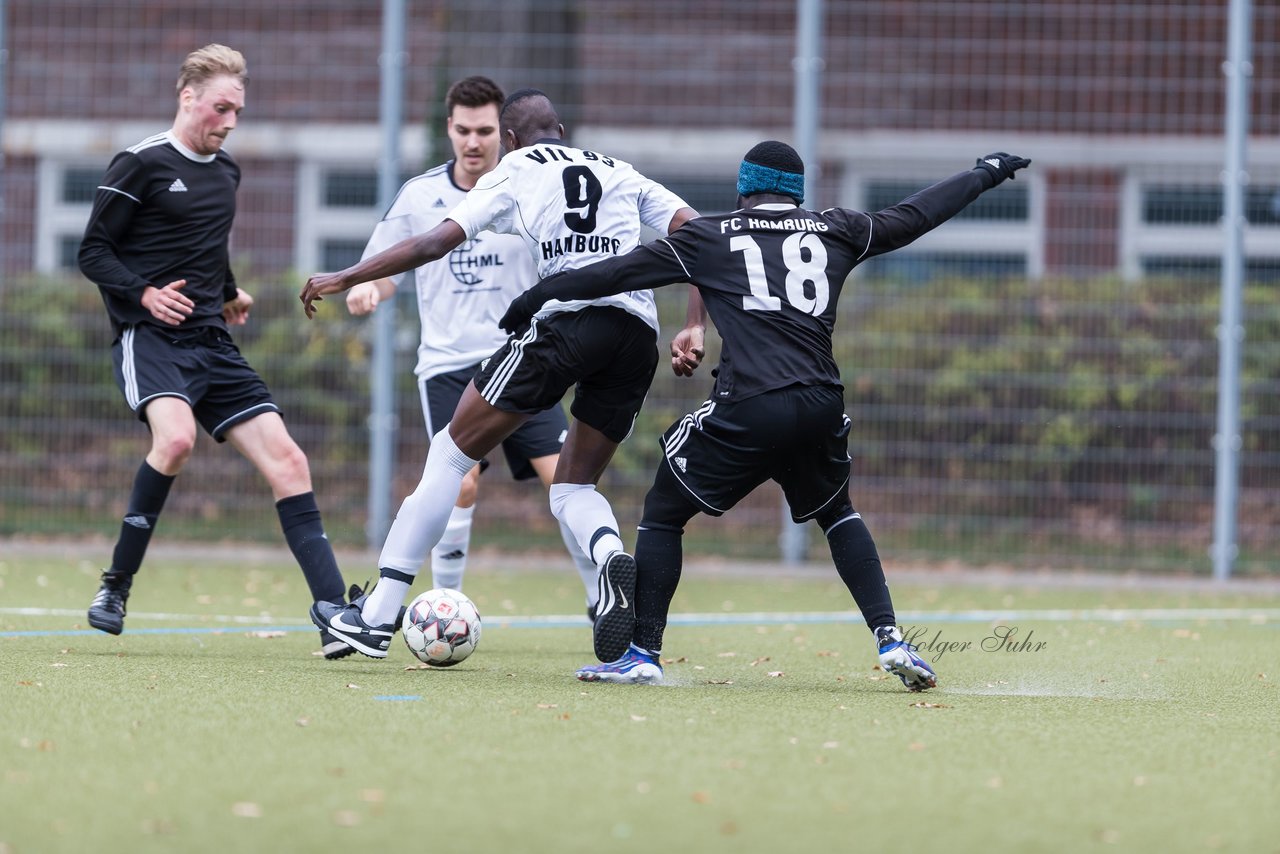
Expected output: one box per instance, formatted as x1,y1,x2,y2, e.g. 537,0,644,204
401,588,482,667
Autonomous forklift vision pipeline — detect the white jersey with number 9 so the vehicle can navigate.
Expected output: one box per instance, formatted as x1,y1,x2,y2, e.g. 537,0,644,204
445,140,688,334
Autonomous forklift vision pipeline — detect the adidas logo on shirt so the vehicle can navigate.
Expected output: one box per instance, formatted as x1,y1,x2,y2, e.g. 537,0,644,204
674,456,688,473
168,179,188,193
432,197,447,208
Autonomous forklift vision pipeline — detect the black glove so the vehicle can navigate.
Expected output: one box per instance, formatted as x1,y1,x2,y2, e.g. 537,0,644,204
499,285,545,336
973,152,1031,186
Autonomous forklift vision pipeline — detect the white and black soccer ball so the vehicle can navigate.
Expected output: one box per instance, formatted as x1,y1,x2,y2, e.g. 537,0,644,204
401,588,482,667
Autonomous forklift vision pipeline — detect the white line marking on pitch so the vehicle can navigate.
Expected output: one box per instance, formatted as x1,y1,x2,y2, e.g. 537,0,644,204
1,605,1276,639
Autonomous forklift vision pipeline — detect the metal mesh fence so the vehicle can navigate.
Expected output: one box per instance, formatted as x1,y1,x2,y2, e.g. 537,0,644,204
3,1,1279,574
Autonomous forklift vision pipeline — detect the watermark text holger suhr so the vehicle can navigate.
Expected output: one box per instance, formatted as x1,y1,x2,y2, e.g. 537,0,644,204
898,625,1048,659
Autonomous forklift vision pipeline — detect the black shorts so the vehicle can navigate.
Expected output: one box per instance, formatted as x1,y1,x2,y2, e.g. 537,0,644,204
658,384,851,521
471,307,658,444
111,323,279,442
420,365,568,481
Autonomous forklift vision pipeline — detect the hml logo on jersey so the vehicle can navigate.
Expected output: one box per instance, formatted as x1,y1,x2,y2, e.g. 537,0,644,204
448,237,504,286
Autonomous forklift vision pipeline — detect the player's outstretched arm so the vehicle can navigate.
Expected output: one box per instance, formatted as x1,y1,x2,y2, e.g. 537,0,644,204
862,151,1031,259
300,220,466,318
499,240,688,335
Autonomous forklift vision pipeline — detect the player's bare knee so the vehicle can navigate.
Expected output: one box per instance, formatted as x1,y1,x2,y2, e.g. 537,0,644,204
267,442,312,493
151,433,195,470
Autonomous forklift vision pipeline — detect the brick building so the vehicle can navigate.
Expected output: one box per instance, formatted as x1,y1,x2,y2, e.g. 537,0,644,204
3,0,1278,284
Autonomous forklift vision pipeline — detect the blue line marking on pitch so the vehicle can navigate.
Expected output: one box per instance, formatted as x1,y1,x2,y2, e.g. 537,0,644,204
373,695,422,702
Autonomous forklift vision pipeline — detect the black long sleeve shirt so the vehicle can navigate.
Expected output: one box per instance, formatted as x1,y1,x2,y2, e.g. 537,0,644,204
79,130,240,335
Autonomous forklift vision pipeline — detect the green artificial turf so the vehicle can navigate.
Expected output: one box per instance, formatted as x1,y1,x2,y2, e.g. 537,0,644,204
1,554,1278,853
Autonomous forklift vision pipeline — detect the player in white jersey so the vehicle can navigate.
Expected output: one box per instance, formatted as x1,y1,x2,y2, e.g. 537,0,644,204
301,89,698,660
344,76,598,609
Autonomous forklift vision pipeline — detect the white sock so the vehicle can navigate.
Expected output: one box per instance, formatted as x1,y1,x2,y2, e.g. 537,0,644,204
366,428,478,625
432,504,474,591
361,576,411,627
558,518,600,607
549,483,624,567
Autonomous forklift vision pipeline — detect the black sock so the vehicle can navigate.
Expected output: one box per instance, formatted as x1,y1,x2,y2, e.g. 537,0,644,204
631,462,700,653
276,492,346,605
108,461,175,580
825,514,895,631
632,526,683,653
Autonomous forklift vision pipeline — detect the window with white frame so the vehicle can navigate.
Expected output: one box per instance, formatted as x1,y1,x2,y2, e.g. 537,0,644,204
36,161,103,273
1122,179,1280,283
295,163,416,274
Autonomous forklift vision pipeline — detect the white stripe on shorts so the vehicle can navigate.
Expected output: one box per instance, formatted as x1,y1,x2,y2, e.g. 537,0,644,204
663,399,716,458
479,319,538,406
121,326,140,409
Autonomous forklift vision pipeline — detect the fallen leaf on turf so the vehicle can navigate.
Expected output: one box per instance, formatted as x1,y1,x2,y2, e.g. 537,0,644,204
708,679,733,685
692,791,711,804
345,683,360,690
49,663,68,668
987,777,1003,788
909,702,951,709
822,741,839,749
295,717,310,727
333,810,360,827
630,714,646,722
404,664,432,670
767,671,785,678
141,817,176,835
536,703,558,709
248,631,286,639
717,652,737,658
908,742,926,751
748,657,771,666
231,802,262,818
37,740,55,752
664,656,688,664
816,650,839,657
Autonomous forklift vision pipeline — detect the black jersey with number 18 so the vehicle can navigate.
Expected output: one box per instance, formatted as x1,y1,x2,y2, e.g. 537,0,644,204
526,168,995,402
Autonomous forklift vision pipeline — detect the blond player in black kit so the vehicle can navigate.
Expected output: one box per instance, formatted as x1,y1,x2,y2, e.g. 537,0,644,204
78,44,356,658
500,141,1031,689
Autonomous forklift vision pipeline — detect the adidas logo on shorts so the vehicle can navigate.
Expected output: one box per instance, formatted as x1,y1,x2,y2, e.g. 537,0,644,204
674,456,688,473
